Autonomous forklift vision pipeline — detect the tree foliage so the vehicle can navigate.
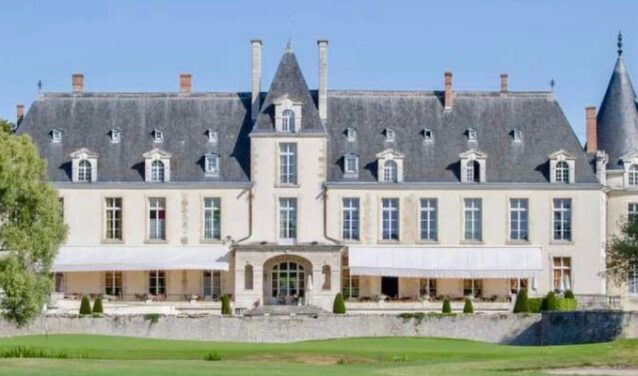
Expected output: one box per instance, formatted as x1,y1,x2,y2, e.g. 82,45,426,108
463,298,474,314
333,293,346,314
79,296,92,316
442,298,452,314
513,288,530,313
0,123,66,325
221,295,231,315
606,216,638,284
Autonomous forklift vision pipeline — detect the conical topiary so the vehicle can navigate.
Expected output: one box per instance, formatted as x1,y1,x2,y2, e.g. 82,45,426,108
221,295,231,315
513,288,530,313
545,291,559,311
463,298,474,314
442,298,452,314
333,293,346,314
92,296,104,315
79,295,92,316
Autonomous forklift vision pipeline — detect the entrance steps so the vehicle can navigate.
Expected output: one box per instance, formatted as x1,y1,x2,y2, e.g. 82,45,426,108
244,305,328,317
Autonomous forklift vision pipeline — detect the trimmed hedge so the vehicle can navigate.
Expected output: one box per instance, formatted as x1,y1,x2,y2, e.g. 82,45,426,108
79,296,92,316
442,299,452,314
463,298,474,314
221,295,231,316
92,296,104,315
528,296,577,313
545,292,559,311
333,293,346,314
558,298,577,311
564,290,575,299
513,288,530,313
528,298,544,313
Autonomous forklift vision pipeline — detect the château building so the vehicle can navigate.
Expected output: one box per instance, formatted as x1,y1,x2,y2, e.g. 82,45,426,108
14,36,637,311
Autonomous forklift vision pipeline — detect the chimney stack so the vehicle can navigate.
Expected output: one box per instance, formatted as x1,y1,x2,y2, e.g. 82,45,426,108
16,104,24,123
180,73,192,94
317,39,329,123
251,39,262,121
444,71,453,109
500,74,509,92
72,73,84,93
586,106,598,153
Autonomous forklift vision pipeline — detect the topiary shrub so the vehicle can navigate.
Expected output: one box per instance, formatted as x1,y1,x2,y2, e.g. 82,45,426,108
513,288,530,313
564,290,575,299
442,298,452,314
528,298,544,313
463,298,474,314
79,295,92,316
558,298,578,311
333,293,346,314
545,291,559,311
221,295,231,316
92,296,104,315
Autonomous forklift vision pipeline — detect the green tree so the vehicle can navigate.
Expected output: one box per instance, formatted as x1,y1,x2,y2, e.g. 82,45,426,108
0,119,14,134
463,298,474,314
0,123,66,326
606,216,638,285
333,293,346,314
221,295,231,315
92,296,104,315
79,296,92,316
545,292,559,311
513,288,530,313
442,298,452,314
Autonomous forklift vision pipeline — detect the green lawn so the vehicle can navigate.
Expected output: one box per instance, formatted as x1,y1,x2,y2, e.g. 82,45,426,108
0,335,636,375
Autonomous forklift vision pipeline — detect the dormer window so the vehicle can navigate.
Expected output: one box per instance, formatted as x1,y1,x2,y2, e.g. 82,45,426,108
621,153,638,188
629,165,638,187
282,110,296,133
153,129,164,143
205,153,220,177
207,129,218,144
467,128,477,141
376,149,405,183
51,129,62,143
423,128,433,142
110,128,121,143
143,148,172,183
512,128,522,142
344,153,359,177
346,127,357,142
385,128,396,142
548,150,576,184
459,149,487,183
70,148,98,183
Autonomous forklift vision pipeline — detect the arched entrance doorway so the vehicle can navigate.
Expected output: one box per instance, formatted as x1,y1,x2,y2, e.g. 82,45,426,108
263,255,312,305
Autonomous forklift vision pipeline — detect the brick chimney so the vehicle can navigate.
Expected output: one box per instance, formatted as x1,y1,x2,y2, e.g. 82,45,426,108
72,73,84,93
180,73,192,94
500,74,509,92
444,71,453,109
586,106,598,153
251,39,262,121
16,104,24,123
317,39,329,122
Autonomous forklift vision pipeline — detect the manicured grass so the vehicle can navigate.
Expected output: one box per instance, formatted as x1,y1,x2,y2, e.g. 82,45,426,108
0,335,636,375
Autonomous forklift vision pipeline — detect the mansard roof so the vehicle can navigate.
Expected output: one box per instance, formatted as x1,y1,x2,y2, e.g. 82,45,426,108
326,91,597,183
597,56,638,168
17,92,252,182
252,49,326,134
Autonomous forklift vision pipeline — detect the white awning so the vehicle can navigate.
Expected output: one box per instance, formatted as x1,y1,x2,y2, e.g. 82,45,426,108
53,245,230,272
348,246,542,279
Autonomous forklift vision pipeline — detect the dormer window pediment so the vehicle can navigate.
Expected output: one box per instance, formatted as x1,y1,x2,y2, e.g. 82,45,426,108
376,148,405,183
273,93,303,133
548,149,576,184
459,149,487,183
70,148,98,183
620,151,638,187
143,148,172,183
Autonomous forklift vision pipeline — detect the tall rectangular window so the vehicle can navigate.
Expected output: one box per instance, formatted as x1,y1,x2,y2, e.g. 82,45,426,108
149,270,166,295
419,278,437,298
105,198,123,241
552,257,572,291
419,198,438,241
553,198,572,241
629,203,638,222
463,279,483,297
509,198,529,241
279,198,297,241
341,255,360,299
629,261,638,295
279,143,297,185
148,198,166,240
203,198,221,240
342,198,360,241
510,278,529,294
464,198,482,241
203,270,222,300
381,198,400,240
105,271,122,296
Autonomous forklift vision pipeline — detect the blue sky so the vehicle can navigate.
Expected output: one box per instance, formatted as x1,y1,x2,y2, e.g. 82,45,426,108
1,1,637,142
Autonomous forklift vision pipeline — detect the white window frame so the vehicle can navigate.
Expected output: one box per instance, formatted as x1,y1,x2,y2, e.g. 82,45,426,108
203,270,222,300
342,198,360,241
552,257,572,292
279,143,297,185
77,159,92,182
278,198,297,243
282,109,296,133
151,160,165,183
628,261,638,295
207,129,218,144
629,203,638,222
381,198,400,241
467,128,477,141
105,271,122,296
153,129,164,143
552,198,572,242
383,160,398,183
629,165,638,187
548,150,576,184
51,129,62,143
555,161,570,183
423,128,433,142
105,197,123,241
344,154,359,176
203,197,221,241
385,128,395,141
149,270,166,295
346,127,357,142
419,198,438,241
148,197,166,241
512,129,522,142
204,153,220,177
464,198,482,241
110,128,121,143
509,198,529,241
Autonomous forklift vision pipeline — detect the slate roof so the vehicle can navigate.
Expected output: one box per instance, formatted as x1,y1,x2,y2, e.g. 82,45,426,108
253,49,326,133
16,49,598,184
16,93,252,182
596,56,638,168
326,91,597,183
